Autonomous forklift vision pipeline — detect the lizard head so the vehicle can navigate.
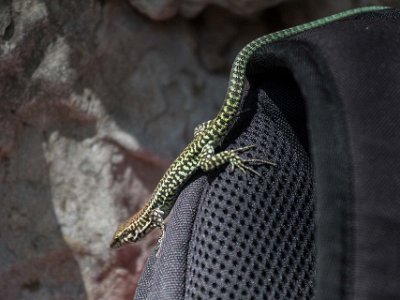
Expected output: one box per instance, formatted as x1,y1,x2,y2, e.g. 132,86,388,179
110,216,154,248
110,203,164,248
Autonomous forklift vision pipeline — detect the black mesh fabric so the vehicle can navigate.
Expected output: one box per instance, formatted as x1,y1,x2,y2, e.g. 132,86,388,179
135,85,315,299
184,90,314,300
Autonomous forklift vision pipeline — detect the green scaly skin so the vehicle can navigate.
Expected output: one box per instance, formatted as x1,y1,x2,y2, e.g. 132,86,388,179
110,6,388,249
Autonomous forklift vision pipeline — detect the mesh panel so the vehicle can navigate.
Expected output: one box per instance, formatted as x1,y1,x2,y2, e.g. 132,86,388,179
184,89,315,299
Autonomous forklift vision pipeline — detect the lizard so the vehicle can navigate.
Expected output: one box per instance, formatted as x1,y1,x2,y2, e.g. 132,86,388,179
110,6,388,249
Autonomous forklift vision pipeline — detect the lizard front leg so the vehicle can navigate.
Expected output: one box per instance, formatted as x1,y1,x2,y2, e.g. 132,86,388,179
150,208,166,257
194,120,213,137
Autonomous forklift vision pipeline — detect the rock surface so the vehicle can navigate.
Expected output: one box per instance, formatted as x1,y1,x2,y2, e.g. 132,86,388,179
128,0,285,20
0,0,367,299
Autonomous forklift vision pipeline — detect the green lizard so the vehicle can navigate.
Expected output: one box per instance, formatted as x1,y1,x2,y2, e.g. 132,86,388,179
110,6,388,249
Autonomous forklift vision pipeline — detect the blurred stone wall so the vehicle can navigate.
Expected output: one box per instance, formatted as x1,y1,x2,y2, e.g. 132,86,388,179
0,0,394,299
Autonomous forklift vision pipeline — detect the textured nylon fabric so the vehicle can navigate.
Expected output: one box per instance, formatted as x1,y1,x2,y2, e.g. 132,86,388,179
135,7,400,300
296,10,400,300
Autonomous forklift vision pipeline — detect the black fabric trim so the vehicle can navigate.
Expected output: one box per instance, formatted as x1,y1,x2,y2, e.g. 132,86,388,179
247,41,354,300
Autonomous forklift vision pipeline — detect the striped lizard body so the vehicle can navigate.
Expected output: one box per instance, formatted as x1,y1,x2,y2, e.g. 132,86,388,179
110,6,388,249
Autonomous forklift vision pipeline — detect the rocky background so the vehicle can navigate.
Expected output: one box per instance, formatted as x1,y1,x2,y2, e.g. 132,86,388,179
0,0,397,299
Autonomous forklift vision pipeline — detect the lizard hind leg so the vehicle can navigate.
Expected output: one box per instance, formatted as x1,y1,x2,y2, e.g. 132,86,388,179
199,143,275,177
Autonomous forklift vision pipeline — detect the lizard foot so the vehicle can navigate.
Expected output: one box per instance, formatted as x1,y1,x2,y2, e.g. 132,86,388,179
199,143,275,176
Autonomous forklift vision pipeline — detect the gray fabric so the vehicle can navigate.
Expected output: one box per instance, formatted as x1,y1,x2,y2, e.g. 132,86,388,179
135,177,209,300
